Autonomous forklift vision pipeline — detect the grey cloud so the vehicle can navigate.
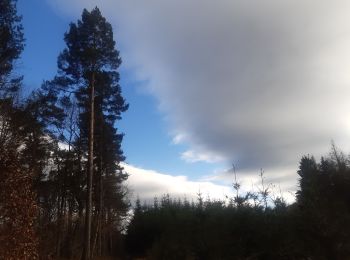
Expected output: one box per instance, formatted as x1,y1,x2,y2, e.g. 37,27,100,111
49,0,350,174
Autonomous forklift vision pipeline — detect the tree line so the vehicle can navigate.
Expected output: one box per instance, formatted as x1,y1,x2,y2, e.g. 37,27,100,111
126,147,350,260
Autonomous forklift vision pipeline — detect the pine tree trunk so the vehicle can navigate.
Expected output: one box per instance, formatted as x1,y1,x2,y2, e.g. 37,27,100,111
98,177,103,256
56,161,64,259
92,156,104,257
98,123,103,257
56,195,62,258
83,72,95,260
91,212,100,258
66,202,73,259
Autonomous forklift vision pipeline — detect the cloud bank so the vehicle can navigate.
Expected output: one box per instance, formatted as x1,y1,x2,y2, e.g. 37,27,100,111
124,163,296,204
48,1,350,176
123,163,234,203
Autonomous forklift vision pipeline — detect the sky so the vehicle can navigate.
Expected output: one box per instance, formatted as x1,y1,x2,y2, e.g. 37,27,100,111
17,0,350,203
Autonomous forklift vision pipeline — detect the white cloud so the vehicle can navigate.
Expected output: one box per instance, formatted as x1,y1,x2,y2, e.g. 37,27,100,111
47,1,350,188
171,133,186,145
181,149,225,163
123,162,233,203
124,163,296,204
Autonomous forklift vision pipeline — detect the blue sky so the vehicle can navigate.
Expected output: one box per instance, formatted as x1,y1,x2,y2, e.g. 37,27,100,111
17,0,225,182
16,0,350,202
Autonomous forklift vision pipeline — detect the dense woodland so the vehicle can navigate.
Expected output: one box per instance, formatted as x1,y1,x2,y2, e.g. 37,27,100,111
126,150,350,260
1,0,350,259
0,1,128,259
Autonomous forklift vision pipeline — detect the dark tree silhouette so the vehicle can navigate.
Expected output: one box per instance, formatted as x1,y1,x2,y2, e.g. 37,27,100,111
0,1,40,258
0,0,24,98
126,147,350,259
42,7,128,259
296,148,350,260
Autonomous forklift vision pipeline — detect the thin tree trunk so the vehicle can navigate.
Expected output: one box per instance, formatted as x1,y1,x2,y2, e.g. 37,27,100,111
56,195,62,258
66,201,73,259
91,212,100,258
83,71,95,260
107,208,113,255
92,147,104,258
98,121,103,257
56,160,64,258
98,178,103,256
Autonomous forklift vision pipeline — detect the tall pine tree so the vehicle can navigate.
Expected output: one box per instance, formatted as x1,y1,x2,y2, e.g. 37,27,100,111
48,7,128,259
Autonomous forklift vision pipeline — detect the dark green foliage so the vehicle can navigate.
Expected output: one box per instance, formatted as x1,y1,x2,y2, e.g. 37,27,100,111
0,0,24,97
126,195,300,260
296,149,350,259
54,6,128,195
32,7,129,258
126,148,350,260
0,2,130,258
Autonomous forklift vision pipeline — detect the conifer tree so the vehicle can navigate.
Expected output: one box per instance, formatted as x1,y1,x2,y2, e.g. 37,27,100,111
48,7,128,259
0,0,24,98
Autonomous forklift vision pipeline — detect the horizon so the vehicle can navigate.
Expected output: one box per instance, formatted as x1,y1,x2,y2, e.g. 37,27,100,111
17,0,350,203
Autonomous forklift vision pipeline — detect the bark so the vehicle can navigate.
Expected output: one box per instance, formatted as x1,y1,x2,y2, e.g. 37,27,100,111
83,71,95,260
98,177,103,256
91,158,103,258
